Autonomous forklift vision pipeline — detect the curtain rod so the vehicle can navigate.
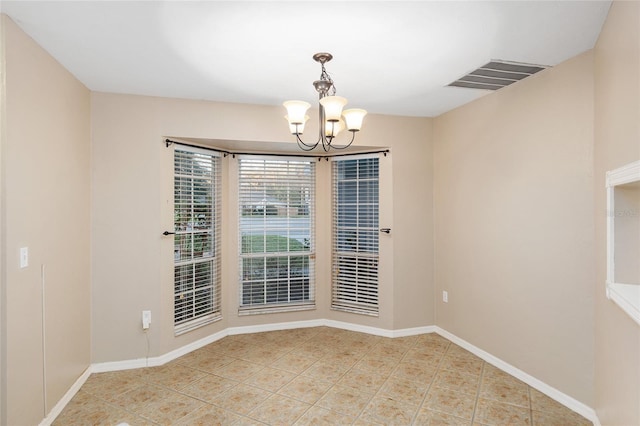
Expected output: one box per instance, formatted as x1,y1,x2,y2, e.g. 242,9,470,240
164,139,389,160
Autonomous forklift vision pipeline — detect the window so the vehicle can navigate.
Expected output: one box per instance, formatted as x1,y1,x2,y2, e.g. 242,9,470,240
238,157,315,313
332,156,379,315
173,147,222,334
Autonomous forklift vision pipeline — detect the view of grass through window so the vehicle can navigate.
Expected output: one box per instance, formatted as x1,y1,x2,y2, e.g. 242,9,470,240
238,157,315,310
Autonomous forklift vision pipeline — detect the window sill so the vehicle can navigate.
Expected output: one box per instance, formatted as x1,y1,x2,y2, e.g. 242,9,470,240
606,282,640,326
238,303,316,316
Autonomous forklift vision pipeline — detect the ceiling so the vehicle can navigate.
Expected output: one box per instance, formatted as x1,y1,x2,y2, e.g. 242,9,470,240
1,1,611,118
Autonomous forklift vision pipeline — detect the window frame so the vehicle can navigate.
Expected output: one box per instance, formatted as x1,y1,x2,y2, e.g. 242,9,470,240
172,146,222,335
237,155,316,315
331,154,380,316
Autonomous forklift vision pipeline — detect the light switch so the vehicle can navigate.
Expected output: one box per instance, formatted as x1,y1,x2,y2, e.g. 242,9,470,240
20,247,28,268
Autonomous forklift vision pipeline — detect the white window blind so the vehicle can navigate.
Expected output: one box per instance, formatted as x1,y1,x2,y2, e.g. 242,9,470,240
173,147,222,334
332,156,379,315
238,156,315,313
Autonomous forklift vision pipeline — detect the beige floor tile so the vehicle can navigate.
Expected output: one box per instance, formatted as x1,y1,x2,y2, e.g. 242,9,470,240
472,398,531,425
278,375,333,404
233,415,269,425
367,341,410,360
248,394,311,425
321,349,363,367
379,375,429,406
392,361,438,384
211,383,272,415
354,354,400,376
530,387,589,423
53,399,153,426
446,345,483,362
136,389,206,425
272,351,319,374
243,366,296,391
482,363,514,382
359,395,419,425
302,359,350,383
142,363,208,390
294,405,356,425
239,345,290,365
175,348,237,373
173,403,242,425
423,387,476,420
403,348,445,368
79,369,146,403
316,384,373,417
433,369,481,396
440,356,483,376
413,407,471,425
213,359,265,381
531,409,592,426
337,368,387,394
414,334,451,353
181,373,239,403
479,375,530,408
112,383,176,412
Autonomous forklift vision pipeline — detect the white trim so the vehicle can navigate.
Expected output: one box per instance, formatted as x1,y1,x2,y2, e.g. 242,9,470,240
606,282,640,326
38,366,92,426
92,328,229,373
605,160,640,188
605,160,640,326
434,327,600,425
227,319,325,336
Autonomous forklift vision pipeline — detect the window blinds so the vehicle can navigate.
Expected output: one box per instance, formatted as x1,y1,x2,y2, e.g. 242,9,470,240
173,147,222,334
238,156,315,312
332,157,380,315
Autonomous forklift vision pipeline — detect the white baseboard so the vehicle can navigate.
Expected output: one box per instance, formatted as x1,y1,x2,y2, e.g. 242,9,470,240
434,327,600,426
39,366,92,426
226,319,325,336
48,321,600,426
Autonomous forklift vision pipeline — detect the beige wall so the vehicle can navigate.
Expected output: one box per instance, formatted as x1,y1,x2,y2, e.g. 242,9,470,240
90,93,434,363
0,14,91,426
594,2,640,425
433,51,596,405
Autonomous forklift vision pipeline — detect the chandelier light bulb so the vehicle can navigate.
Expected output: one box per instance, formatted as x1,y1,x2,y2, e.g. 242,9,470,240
342,108,368,132
319,96,347,122
283,101,311,125
285,115,309,135
325,119,345,138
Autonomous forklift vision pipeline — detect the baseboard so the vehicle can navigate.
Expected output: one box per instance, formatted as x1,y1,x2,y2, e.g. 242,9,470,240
434,327,600,425
226,319,326,336
38,366,92,426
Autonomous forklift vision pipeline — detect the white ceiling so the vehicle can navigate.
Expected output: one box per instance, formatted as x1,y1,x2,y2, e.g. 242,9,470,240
1,1,611,117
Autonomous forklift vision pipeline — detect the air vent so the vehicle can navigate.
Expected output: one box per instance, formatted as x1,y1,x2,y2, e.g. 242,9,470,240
448,60,547,91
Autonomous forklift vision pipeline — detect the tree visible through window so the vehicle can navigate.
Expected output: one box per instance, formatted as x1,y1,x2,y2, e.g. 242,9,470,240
238,157,315,312
332,157,380,315
173,147,221,334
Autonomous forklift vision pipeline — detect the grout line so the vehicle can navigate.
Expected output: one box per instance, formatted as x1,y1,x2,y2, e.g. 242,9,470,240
470,360,486,425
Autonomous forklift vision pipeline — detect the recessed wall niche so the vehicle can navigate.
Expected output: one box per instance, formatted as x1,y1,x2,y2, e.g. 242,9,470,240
606,160,640,325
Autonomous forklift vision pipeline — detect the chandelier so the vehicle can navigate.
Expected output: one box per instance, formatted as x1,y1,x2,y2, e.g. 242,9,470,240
283,53,367,152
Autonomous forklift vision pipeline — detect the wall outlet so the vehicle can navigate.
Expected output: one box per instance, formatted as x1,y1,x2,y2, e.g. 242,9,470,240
142,310,151,329
442,291,448,303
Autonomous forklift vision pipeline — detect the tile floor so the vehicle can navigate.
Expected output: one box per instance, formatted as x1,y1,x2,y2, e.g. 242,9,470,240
53,327,592,425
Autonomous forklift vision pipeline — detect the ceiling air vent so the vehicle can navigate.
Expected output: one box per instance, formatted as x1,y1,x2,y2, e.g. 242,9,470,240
448,60,547,91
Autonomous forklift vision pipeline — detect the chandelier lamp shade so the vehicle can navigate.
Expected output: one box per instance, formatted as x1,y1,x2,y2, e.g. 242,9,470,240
283,53,367,151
